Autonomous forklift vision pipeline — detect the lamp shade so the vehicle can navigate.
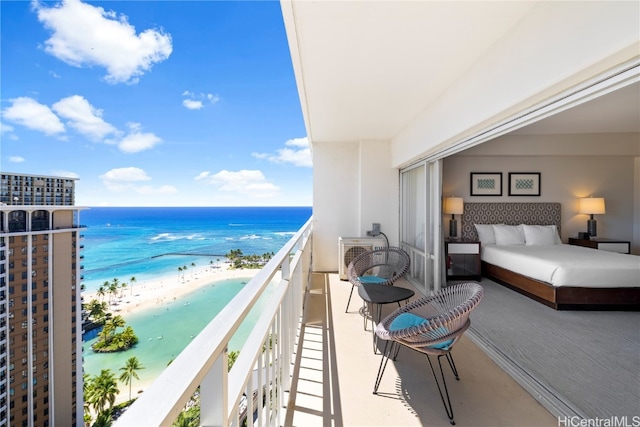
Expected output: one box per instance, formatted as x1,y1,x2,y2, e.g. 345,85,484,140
444,197,464,215
579,197,605,215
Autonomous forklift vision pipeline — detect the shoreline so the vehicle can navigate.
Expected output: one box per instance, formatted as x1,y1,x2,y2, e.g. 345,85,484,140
83,263,262,409
82,262,260,317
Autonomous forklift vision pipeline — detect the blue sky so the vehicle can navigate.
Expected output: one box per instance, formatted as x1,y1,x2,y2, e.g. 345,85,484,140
1,0,311,207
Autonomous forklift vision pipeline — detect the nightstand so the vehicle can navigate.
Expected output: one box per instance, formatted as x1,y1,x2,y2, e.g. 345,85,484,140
445,240,481,280
568,237,630,254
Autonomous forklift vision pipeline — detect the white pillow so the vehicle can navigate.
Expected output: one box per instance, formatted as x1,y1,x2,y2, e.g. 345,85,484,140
522,224,561,245
474,224,503,245
492,224,525,245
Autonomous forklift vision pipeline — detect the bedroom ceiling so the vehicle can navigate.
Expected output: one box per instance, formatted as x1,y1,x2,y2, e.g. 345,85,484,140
512,81,640,135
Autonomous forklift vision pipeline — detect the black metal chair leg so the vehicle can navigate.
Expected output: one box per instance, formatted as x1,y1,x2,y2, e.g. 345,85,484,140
426,354,456,425
445,352,459,380
346,285,355,312
373,340,393,393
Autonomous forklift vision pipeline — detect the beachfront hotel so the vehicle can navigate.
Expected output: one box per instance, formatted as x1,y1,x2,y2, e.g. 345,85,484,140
117,1,639,426
0,173,85,426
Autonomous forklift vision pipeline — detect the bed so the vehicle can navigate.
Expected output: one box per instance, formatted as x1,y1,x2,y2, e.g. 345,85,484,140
461,202,640,310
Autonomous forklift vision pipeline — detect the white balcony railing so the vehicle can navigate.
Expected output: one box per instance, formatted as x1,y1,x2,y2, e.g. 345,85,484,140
115,217,313,426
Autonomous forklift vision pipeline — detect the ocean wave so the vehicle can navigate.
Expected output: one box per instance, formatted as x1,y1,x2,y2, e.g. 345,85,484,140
239,234,262,240
273,232,296,237
151,233,205,242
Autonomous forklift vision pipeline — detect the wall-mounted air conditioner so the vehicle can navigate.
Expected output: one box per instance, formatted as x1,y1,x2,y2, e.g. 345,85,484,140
338,236,386,280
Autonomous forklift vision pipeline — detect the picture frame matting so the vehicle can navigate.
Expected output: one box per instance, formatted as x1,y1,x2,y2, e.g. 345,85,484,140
470,172,502,196
508,172,541,196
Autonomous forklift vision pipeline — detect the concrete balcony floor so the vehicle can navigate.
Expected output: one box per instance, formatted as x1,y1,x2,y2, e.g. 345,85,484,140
284,273,555,427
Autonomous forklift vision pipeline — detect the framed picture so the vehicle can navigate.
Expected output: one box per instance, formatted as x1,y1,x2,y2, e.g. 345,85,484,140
508,172,541,196
470,172,502,196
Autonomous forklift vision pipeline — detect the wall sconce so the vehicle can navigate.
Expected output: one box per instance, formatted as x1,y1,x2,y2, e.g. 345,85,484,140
579,197,605,237
444,197,464,240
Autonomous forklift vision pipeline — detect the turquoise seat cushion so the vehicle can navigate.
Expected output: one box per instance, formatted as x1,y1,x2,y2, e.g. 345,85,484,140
389,313,454,350
358,275,387,284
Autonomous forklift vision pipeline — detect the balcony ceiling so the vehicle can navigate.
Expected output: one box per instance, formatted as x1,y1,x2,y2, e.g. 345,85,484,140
284,1,640,143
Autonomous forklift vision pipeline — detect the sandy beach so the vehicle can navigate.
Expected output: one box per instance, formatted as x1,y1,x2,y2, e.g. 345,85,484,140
82,262,260,316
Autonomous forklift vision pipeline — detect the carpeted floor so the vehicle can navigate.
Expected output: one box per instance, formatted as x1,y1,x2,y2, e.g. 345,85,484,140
461,278,640,419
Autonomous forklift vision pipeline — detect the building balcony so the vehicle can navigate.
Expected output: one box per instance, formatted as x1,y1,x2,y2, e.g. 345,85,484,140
114,219,600,426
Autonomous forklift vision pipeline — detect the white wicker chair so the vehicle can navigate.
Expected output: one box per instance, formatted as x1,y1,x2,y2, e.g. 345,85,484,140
345,246,410,313
373,282,484,425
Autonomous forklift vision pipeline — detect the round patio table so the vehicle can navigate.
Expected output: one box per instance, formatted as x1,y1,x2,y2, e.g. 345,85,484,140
358,283,415,353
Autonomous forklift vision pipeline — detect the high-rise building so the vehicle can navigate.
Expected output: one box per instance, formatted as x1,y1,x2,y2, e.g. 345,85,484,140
0,173,85,426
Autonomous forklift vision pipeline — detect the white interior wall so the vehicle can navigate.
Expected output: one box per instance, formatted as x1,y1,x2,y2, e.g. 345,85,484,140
391,2,639,167
312,140,398,272
442,133,639,253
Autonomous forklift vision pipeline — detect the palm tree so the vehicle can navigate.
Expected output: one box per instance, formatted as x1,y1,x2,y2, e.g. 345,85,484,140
119,356,145,401
87,369,119,415
190,262,196,279
130,276,137,296
86,299,108,324
97,283,107,302
120,281,127,299
109,278,120,303
178,266,183,282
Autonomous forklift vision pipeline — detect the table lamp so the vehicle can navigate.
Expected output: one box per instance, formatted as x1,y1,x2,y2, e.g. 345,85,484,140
579,197,605,237
444,197,464,239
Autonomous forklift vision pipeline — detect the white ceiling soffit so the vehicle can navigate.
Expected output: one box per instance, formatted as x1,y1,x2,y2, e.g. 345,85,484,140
286,0,537,143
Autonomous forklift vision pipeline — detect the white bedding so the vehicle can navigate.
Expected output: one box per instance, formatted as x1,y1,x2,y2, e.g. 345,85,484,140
482,244,640,288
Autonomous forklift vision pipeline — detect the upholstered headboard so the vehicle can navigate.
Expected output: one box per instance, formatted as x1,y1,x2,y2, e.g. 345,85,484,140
461,202,562,241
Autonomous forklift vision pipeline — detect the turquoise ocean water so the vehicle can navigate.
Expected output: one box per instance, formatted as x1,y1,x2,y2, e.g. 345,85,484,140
81,207,311,394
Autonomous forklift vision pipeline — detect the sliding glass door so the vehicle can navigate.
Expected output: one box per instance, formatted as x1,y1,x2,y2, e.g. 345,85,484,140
400,160,443,295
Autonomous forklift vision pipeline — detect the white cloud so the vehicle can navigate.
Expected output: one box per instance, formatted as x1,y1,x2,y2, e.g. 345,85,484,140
1,123,15,134
34,0,172,84
285,137,310,148
183,99,203,110
2,97,65,135
252,136,312,168
100,166,151,182
10,156,25,163
182,91,220,110
99,166,150,191
195,169,279,198
116,123,162,153
52,95,118,140
99,167,175,194
51,169,79,178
